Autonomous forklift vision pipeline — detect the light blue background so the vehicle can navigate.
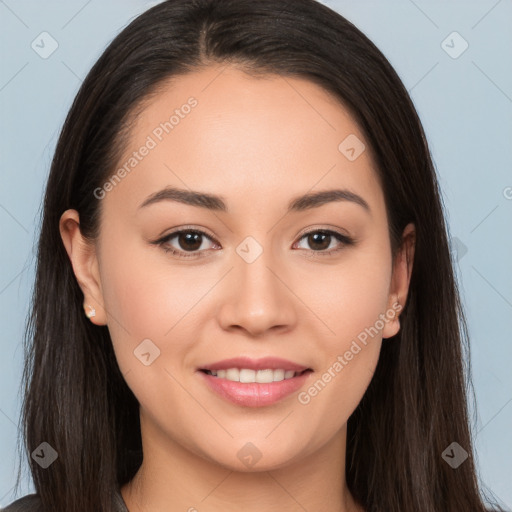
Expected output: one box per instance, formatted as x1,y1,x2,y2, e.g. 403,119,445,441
1,0,511,508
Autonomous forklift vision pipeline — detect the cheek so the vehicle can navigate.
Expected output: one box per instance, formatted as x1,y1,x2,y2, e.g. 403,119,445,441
100,256,169,335
300,338,382,439
99,223,209,329
97,236,204,372
300,242,392,344
297,269,387,435
293,245,390,427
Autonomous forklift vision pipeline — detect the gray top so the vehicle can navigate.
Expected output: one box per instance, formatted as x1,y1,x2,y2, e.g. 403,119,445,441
0,490,129,511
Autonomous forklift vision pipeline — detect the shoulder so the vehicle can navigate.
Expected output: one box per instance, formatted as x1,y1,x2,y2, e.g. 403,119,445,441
1,494,43,511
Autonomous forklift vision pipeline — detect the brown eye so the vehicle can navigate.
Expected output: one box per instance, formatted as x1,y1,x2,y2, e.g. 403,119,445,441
305,232,332,251
175,231,203,251
155,228,219,259
295,229,355,256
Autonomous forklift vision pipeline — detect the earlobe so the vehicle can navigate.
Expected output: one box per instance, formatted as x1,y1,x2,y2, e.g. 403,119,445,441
84,304,96,318
382,223,416,340
59,209,107,325
382,292,402,339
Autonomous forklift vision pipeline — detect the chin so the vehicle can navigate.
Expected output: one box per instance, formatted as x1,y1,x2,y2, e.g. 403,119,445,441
200,441,305,473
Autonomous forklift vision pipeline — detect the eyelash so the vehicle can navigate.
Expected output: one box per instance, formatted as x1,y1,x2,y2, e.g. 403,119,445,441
153,226,355,260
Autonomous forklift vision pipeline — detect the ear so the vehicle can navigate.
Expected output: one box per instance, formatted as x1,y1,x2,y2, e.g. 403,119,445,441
59,209,107,325
382,222,415,339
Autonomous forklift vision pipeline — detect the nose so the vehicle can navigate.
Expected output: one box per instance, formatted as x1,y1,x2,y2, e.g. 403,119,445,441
217,251,297,337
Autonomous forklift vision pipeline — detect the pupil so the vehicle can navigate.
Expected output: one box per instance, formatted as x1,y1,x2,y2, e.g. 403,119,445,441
179,232,202,251
309,232,330,250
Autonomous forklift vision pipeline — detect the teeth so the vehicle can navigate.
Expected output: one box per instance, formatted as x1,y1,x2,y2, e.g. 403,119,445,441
274,370,284,382
254,369,284,383
207,368,302,383
226,368,240,381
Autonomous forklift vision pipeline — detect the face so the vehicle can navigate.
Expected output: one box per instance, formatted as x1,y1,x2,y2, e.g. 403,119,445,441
62,64,413,473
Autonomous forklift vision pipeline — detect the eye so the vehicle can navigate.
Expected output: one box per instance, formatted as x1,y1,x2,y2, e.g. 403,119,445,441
154,228,219,259
152,227,355,259
294,229,355,257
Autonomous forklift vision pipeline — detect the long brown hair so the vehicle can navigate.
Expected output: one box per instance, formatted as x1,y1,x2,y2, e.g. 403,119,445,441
15,0,503,510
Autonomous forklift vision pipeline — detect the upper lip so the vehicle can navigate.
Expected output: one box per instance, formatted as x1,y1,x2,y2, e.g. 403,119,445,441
199,356,311,372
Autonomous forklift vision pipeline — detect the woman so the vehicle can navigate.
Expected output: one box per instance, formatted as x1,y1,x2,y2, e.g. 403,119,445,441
4,0,503,510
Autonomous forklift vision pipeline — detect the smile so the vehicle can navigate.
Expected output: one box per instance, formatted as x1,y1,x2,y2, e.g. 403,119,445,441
198,368,313,407
201,368,309,383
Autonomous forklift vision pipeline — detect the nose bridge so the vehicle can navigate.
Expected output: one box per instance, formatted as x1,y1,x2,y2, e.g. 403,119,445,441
217,237,296,335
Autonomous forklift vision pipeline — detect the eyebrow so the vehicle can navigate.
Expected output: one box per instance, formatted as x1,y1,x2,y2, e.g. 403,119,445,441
139,186,370,214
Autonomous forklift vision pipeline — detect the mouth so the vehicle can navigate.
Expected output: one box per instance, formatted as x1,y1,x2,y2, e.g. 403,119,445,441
197,364,314,407
199,367,313,383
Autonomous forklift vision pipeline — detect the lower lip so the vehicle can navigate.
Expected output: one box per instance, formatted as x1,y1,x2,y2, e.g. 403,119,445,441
198,370,312,407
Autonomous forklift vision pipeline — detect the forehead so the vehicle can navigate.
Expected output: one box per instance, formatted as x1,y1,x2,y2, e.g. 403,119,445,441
107,64,385,219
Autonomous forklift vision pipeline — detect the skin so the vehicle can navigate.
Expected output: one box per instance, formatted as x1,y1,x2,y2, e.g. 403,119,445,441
60,64,415,512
